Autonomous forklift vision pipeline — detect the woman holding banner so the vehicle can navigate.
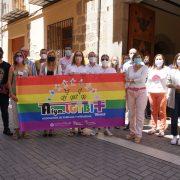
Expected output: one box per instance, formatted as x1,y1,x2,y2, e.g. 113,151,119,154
100,54,116,136
65,51,87,136
126,54,148,143
8,51,32,139
40,50,62,137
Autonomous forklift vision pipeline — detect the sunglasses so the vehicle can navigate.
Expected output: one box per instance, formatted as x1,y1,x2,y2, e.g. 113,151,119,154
101,58,109,61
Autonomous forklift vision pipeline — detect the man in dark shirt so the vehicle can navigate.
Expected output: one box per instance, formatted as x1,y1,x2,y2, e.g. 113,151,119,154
0,47,13,136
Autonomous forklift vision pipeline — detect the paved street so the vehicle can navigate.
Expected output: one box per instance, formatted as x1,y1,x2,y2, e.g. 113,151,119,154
0,107,180,180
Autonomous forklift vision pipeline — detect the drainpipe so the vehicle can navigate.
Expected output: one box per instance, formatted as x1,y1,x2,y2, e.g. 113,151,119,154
97,0,101,63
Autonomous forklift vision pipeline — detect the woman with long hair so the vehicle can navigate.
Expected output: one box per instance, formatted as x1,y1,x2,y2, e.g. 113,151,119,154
8,51,31,139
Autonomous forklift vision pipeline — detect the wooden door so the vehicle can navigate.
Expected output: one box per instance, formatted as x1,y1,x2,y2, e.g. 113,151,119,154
128,4,155,60
11,36,25,64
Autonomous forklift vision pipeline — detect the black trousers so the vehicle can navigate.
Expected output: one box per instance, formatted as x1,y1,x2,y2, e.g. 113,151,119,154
171,92,180,136
0,94,10,131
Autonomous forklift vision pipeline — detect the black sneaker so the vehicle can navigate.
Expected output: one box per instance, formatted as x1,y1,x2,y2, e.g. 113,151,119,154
3,129,13,136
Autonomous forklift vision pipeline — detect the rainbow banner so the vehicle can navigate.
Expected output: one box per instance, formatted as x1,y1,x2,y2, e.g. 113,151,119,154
16,74,126,131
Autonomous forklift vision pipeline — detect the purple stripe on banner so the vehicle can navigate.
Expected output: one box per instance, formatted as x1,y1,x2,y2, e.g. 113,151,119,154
19,118,125,132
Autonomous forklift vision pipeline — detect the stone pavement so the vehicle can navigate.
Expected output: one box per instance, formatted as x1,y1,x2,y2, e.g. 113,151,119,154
0,108,180,180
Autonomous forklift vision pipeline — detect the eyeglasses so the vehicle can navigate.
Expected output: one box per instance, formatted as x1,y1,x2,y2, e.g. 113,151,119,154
75,54,82,57
101,58,109,61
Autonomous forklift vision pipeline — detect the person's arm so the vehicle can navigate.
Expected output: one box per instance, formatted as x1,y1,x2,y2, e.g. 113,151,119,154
167,71,180,89
8,67,18,102
31,61,37,76
130,66,148,83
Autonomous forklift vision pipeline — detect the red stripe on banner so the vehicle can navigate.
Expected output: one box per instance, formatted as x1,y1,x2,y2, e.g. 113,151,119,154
16,74,125,86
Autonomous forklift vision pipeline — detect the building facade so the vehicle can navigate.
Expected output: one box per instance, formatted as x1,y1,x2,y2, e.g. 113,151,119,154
0,0,179,64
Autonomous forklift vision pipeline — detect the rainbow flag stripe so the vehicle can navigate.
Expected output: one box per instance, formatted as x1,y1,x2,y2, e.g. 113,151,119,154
16,74,126,131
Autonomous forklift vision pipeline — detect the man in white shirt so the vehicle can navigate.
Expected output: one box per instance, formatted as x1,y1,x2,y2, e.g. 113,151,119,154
122,48,137,130
122,48,137,73
60,47,73,74
86,52,101,74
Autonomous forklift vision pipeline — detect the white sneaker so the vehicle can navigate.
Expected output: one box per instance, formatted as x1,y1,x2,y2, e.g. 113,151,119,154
104,129,113,136
177,138,180,146
158,131,165,137
171,136,178,145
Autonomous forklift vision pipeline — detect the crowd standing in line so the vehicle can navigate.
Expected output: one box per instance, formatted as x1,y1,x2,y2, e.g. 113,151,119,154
0,46,179,145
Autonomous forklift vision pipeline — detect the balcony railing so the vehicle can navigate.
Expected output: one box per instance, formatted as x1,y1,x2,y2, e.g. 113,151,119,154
28,0,59,7
1,0,29,22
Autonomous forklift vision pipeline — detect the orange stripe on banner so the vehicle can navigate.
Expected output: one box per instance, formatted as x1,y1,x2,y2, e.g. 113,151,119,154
16,82,125,95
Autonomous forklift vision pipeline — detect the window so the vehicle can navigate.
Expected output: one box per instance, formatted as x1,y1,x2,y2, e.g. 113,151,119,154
47,18,73,57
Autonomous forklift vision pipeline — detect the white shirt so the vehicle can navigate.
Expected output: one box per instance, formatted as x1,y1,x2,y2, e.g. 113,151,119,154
100,67,116,74
126,65,148,88
147,66,169,93
122,60,133,74
65,64,86,74
60,56,72,74
86,64,101,74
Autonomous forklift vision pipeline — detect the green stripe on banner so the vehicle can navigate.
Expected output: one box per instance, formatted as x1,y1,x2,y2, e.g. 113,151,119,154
18,99,126,113
106,100,126,109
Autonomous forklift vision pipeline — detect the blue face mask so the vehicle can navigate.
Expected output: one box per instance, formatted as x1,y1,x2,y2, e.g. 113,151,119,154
134,58,142,65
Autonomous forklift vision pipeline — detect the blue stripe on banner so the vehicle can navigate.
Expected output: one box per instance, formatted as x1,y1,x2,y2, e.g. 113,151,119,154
18,108,126,122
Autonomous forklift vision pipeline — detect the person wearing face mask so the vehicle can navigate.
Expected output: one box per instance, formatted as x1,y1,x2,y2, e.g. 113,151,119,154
40,51,62,137
122,48,137,74
40,50,62,76
8,51,32,139
122,48,138,131
65,51,86,136
100,54,116,136
85,52,101,136
167,53,180,145
60,47,73,74
111,56,120,73
86,52,101,74
0,47,13,136
146,54,169,137
20,47,37,76
125,54,148,143
35,49,47,75
100,54,116,74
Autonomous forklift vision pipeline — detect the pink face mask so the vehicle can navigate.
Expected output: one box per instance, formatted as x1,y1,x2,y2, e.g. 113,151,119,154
16,57,24,64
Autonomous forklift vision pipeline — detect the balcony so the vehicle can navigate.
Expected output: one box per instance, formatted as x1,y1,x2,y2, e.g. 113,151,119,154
1,0,29,23
28,0,59,7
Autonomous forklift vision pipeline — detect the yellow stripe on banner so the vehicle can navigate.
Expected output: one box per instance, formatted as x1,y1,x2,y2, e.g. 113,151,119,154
17,91,125,104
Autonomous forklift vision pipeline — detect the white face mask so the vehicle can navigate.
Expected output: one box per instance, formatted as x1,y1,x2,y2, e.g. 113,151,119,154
89,57,96,64
41,54,47,60
177,60,180,67
65,50,72,57
155,59,164,68
102,60,109,67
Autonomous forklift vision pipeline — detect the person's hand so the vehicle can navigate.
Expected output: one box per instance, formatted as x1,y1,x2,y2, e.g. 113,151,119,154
10,94,18,102
126,79,134,83
175,85,180,90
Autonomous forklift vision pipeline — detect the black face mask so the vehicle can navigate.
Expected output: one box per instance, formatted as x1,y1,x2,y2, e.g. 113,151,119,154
48,56,55,62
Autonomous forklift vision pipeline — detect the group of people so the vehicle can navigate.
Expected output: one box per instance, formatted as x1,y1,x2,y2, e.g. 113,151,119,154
122,49,180,144
0,46,179,145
